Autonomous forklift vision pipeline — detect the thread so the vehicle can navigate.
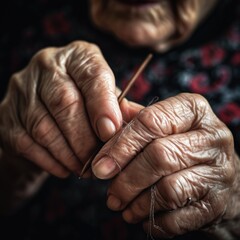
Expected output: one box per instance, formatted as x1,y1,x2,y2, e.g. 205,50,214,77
101,95,160,173
80,54,153,177
148,185,164,240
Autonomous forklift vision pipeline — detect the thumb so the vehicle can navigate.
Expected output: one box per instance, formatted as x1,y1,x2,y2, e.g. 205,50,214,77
66,41,122,142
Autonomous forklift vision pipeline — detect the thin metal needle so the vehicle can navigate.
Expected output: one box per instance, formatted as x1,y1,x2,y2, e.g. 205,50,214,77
118,53,153,103
79,53,153,178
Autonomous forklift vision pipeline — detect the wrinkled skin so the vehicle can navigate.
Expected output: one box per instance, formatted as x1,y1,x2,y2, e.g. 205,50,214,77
92,93,240,238
1,0,240,238
0,40,142,213
90,0,218,51
0,41,125,178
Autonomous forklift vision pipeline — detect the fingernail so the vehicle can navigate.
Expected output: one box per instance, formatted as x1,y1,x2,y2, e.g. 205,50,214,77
96,117,116,142
92,157,117,179
107,195,122,210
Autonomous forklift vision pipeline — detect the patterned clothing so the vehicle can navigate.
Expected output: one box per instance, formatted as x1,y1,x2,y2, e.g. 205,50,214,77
0,0,240,239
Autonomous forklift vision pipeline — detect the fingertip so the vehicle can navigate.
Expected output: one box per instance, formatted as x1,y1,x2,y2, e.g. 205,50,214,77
89,93,122,142
107,195,122,210
96,117,117,142
56,169,71,179
92,156,119,179
123,210,135,223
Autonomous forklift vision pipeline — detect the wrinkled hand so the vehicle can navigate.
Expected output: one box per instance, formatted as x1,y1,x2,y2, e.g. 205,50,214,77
0,41,123,178
92,93,237,238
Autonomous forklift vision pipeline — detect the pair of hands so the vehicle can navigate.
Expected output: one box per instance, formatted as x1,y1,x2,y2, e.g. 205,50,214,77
0,41,238,238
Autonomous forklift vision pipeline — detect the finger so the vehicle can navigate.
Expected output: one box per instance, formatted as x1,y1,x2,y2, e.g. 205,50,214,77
142,190,228,239
38,67,98,164
15,128,70,178
21,101,84,175
106,128,229,210
122,164,231,224
115,86,144,123
120,98,144,123
66,41,122,141
92,93,221,179
2,72,77,177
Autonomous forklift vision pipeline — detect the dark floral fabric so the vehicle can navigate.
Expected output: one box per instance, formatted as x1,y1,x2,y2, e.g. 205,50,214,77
0,0,240,239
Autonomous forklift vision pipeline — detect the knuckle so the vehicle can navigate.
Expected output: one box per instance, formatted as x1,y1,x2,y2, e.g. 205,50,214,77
213,125,235,176
68,40,101,53
82,57,112,81
67,41,114,96
136,106,166,137
9,72,20,85
179,92,209,108
221,160,235,185
84,41,101,53
178,93,210,116
158,177,184,209
226,162,236,184
143,140,171,177
217,125,234,147
47,83,80,113
15,131,33,156
31,115,53,142
55,86,79,108
81,68,114,98
68,41,102,67
67,40,83,49
9,72,24,92
32,47,57,69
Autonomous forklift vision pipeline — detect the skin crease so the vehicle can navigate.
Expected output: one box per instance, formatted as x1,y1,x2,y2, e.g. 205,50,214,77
0,41,120,211
90,0,218,51
92,93,240,238
0,41,141,213
0,0,240,239
89,1,240,237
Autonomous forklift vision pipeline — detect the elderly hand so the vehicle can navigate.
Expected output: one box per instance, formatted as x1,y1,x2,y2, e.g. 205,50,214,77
0,41,124,178
92,93,239,238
